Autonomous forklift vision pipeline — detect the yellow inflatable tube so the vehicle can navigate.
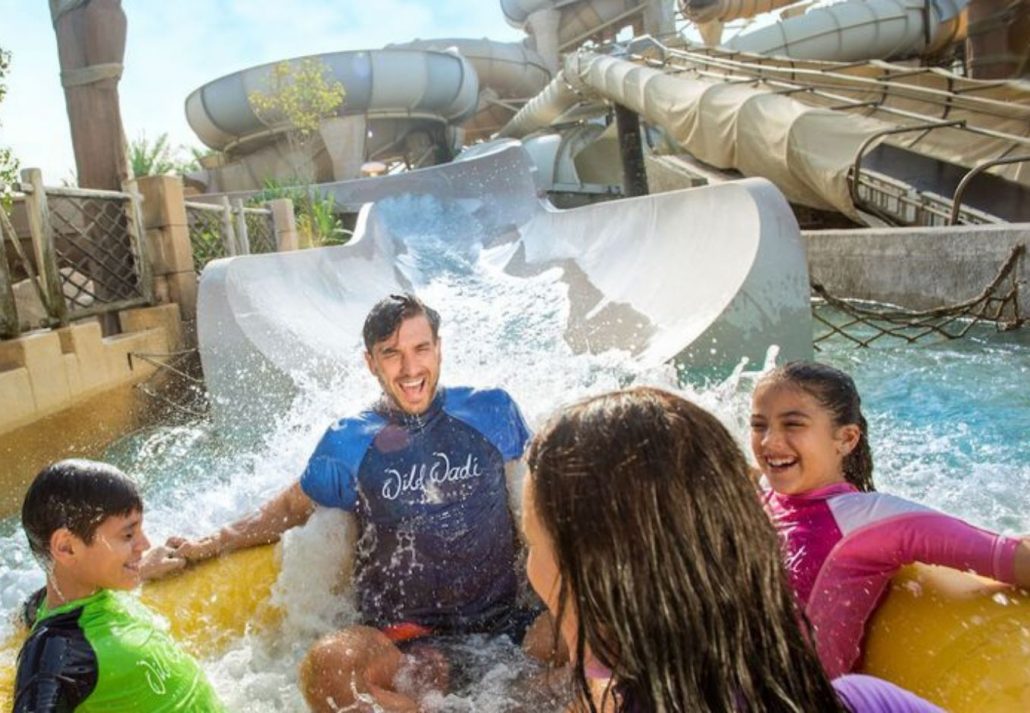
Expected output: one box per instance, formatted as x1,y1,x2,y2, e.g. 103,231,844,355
2,554,1027,710
0,543,280,709
862,563,1030,712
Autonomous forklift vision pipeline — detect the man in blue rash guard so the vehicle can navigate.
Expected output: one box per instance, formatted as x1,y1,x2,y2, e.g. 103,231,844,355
162,293,557,712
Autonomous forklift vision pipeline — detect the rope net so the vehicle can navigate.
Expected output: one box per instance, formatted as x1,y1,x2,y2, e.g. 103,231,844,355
812,245,1025,350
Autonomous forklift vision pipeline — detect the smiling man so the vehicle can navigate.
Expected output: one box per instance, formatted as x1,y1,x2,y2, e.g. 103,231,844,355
164,293,551,711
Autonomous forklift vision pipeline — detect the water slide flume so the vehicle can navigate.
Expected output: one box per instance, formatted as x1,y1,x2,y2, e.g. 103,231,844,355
194,141,814,426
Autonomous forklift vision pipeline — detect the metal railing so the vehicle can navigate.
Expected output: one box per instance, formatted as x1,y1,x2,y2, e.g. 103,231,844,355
185,198,276,275
1,168,153,335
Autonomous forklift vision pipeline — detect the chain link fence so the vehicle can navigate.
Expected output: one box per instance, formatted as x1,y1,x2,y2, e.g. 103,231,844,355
1,169,152,335
47,191,148,312
243,207,276,254
185,199,276,274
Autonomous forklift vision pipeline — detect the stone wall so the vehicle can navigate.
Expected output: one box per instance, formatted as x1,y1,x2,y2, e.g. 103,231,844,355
0,303,182,435
804,223,1029,316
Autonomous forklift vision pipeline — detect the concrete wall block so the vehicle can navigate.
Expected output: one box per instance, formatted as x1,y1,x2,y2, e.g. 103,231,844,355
103,331,159,382
134,175,188,229
0,367,36,431
63,352,83,396
148,225,197,275
166,272,198,322
145,227,171,275
118,303,183,351
0,332,73,413
58,321,110,392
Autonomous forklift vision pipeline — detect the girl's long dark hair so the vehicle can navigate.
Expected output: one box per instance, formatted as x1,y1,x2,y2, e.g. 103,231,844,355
758,361,875,492
527,387,847,713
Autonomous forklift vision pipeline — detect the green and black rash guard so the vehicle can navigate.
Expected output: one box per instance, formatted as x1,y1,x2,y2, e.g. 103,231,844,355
14,588,224,712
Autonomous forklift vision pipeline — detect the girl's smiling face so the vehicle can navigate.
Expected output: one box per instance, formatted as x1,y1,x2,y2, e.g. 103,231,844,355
750,383,860,495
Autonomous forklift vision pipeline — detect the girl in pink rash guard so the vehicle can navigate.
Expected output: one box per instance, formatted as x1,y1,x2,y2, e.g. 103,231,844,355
749,361,1030,677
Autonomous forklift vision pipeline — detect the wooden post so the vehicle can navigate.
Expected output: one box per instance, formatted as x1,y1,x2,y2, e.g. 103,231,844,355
50,0,130,191
0,219,19,338
232,198,251,255
123,181,154,304
22,168,69,326
220,196,237,257
268,198,298,252
614,103,649,198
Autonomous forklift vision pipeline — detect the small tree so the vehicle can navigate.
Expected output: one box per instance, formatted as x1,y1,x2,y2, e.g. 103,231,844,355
248,58,346,182
129,132,200,177
0,45,19,210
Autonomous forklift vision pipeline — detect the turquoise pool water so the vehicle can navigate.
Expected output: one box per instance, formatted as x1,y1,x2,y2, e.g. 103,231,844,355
2,225,1027,710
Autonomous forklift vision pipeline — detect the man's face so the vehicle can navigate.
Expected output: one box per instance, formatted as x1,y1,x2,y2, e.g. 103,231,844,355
365,314,442,415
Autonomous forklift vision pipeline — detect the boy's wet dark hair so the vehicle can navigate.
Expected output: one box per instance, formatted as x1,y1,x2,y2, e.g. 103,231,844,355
21,459,143,563
362,293,441,353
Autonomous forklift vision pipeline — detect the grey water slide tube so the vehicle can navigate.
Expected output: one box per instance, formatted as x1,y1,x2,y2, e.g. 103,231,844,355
185,48,480,152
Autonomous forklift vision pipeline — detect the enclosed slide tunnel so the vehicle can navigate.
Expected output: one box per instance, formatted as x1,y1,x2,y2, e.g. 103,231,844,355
677,0,969,61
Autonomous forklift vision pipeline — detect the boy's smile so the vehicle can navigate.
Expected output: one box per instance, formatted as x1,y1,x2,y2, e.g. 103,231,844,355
74,510,151,593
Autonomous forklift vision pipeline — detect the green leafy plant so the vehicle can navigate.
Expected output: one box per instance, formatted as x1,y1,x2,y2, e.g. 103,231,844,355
249,178,350,248
129,132,200,177
1,45,19,211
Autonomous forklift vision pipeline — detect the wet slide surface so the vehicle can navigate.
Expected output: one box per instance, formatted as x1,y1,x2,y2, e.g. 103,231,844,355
197,141,813,426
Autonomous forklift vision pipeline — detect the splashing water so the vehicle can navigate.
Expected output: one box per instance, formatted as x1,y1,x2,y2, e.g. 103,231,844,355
1,195,1027,710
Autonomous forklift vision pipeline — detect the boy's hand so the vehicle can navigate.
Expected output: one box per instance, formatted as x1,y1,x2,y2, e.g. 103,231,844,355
139,545,188,581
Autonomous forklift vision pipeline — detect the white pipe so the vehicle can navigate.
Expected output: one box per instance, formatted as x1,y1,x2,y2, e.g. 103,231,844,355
496,72,586,139
679,0,803,24
527,8,562,72
726,0,968,61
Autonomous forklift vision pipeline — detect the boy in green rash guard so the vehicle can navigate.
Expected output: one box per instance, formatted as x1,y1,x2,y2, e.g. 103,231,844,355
13,459,225,712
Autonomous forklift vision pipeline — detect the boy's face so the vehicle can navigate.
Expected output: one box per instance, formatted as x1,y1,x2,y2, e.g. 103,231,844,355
70,510,151,591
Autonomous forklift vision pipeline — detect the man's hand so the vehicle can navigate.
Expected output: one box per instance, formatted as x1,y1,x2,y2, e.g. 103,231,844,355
139,545,188,581
166,534,223,564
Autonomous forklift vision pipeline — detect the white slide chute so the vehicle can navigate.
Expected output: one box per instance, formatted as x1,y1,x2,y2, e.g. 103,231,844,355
197,142,813,425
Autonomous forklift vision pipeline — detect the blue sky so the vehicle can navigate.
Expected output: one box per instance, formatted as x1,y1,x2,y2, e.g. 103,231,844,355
0,0,526,182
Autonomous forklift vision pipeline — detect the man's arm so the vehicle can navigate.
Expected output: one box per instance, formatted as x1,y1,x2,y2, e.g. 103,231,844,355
160,481,316,575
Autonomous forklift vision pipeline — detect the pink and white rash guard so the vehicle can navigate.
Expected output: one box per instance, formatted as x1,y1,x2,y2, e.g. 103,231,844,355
765,482,1021,677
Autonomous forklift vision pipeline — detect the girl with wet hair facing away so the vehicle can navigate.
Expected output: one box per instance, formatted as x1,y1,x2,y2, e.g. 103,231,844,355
524,386,940,713
751,361,1030,677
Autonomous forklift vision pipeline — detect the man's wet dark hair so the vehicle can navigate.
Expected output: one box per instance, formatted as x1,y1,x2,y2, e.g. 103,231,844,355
362,293,441,352
21,459,143,564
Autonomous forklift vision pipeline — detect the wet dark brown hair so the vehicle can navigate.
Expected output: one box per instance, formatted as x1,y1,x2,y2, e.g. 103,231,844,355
362,293,441,352
22,459,143,564
757,361,875,492
526,387,846,713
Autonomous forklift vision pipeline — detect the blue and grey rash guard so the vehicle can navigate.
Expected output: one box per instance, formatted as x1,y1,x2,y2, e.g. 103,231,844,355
300,386,531,631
